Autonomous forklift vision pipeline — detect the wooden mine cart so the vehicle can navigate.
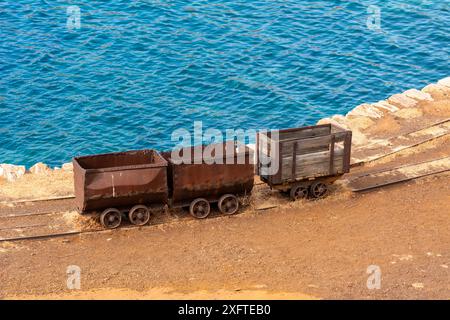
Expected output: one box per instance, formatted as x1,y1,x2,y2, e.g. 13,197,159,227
257,124,352,200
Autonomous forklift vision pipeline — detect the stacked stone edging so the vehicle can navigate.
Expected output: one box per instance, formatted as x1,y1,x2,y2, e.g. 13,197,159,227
317,76,450,144
0,161,73,182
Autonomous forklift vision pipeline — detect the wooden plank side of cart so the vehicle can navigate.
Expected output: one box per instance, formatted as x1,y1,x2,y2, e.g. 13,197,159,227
258,124,352,188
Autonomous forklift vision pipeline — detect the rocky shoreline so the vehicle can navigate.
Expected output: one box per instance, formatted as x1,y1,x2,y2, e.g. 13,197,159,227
317,76,450,146
0,162,73,183
1,76,449,184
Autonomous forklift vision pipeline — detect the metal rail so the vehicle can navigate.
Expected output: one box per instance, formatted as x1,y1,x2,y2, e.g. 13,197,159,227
0,212,235,243
351,118,450,167
0,210,63,219
9,195,75,204
0,230,84,242
352,117,450,153
351,168,450,192
347,156,450,182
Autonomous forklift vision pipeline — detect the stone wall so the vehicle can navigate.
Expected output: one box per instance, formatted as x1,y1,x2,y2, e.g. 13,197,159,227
317,76,450,145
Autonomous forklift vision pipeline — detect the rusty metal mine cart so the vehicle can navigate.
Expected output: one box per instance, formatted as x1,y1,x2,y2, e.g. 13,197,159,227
73,149,169,229
73,142,255,228
162,141,254,219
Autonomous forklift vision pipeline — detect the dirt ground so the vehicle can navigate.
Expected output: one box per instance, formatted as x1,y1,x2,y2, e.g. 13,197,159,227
0,84,449,300
0,170,73,202
0,170,448,299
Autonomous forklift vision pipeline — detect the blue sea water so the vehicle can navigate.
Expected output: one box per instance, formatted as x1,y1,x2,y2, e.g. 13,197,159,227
0,1,449,167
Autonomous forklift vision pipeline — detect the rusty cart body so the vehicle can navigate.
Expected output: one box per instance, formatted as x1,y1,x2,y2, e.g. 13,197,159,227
73,149,168,228
73,142,255,228
257,124,352,200
162,141,254,218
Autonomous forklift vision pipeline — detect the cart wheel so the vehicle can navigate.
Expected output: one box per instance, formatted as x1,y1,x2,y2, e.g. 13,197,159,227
218,194,239,215
189,198,211,219
309,181,329,199
100,208,122,229
290,184,309,201
128,205,151,226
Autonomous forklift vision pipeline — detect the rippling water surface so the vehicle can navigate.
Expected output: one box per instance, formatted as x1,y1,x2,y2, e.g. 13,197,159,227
1,1,449,166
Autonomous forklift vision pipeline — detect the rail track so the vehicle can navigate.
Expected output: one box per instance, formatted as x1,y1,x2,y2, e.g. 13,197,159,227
1,119,449,243
0,208,241,243
3,118,449,206
9,195,75,204
351,117,450,166
0,210,64,219
1,157,448,243
348,156,450,181
351,168,450,192
0,197,75,219
348,156,449,192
